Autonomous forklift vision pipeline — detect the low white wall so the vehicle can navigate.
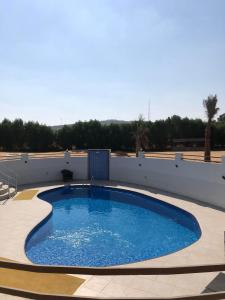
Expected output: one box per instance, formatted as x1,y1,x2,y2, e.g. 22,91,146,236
110,156,225,209
0,154,225,209
0,157,88,185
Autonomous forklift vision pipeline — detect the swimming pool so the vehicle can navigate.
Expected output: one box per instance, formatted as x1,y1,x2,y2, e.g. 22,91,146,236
25,185,201,267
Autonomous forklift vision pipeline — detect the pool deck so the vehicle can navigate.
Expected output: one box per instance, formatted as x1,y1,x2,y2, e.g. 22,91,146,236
0,181,225,299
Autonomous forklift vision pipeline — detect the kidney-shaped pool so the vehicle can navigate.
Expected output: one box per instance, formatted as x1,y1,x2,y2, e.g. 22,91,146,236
25,185,201,267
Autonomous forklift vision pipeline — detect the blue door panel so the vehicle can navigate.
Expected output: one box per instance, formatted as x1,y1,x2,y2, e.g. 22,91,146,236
88,150,109,180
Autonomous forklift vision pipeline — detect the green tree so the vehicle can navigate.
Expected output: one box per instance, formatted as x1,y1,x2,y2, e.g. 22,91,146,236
57,125,72,150
0,114,224,153
150,120,168,150
12,119,25,150
203,95,219,162
218,113,225,122
0,119,13,150
38,125,54,151
134,115,149,157
24,122,54,151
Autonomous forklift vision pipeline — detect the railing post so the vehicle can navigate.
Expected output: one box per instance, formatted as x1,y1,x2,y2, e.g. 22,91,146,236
64,150,71,164
175,153,183,168
21,153,29,163
175,153,183,161
221,156,225,165
138,151,145,158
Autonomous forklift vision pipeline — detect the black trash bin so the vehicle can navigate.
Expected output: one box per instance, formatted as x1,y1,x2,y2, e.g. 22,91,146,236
61,169,73,182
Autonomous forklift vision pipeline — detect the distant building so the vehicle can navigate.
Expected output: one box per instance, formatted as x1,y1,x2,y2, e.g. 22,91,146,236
173,138,204,150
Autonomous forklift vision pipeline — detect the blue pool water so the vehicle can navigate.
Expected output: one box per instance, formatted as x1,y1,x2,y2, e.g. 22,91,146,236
25,186,201,267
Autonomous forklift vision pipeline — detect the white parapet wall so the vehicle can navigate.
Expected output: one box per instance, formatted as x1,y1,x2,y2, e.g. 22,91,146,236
0,156,88,185
0,153,225,209
110,156,225,209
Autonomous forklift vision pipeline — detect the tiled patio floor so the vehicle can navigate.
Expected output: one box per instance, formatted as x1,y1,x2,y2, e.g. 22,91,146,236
0,181,225,299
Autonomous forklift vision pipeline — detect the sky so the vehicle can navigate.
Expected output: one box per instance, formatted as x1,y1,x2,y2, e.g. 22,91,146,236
0,0,225,125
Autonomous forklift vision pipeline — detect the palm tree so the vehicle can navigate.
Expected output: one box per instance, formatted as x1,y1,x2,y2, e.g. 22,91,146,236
135,115,149,157
203,95,219,162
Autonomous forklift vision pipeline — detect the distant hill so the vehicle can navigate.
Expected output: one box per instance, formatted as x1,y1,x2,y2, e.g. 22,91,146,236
50,119,131,131
50,124,72,131
100,119,130,125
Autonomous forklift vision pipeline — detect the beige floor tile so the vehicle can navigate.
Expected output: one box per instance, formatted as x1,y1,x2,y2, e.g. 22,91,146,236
100,282,128,297
1,181,225,299
75,286,100,296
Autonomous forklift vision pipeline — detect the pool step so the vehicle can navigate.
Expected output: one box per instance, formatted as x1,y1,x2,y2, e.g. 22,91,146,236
0,184,9,195
0,167,17,201
0,184,16,201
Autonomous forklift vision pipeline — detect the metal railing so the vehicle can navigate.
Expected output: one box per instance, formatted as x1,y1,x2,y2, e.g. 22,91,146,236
0,167,17,199
0,260,225,299
111,152,223,163
0,151,223,163
90,176,95,185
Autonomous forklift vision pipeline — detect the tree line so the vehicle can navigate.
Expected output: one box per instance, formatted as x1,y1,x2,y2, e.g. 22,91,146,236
0,114,224,152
